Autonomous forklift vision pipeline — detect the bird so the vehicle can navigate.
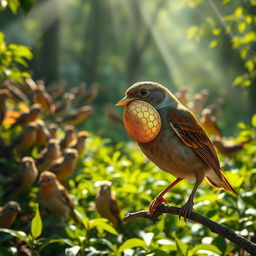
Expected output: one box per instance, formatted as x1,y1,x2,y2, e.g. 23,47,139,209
2,80,27,103
77,82,98,106
38,171,78,221
54,93,74,116
104,103,123,125
187,91,207,120
212,137,254,158
35,120,50,149
200,108,222,137
175,88,188,106
60,125,77,152
10,122,38,155
50,148,78,182
95,181,122,227
58,106,93,126
5,157,38,198
49,123,58,139
0,89,9,124
9,104,41,130
70,131,89,155
0,201,21,228
116,81,237,221
46,81,66,100
36,139,61,173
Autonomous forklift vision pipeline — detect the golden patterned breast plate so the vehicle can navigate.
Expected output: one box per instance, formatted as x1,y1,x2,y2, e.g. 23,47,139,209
123,100,161,143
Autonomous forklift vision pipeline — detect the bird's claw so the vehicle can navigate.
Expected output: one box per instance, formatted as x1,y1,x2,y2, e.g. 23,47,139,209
179,201,194,222
149,197,167,215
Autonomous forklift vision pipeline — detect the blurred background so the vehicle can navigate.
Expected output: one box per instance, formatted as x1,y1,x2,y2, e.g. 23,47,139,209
0,0,255,139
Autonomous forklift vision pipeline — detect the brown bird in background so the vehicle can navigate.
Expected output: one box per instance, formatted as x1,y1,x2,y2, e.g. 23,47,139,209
50,148,78,182
200,108,222,137
58,106,93,126
10,122,38,155
60,125,77,152
0,201,21,228
95,181,122,227
23,77,37,95
38,171,78,221
33,84,54,113
2,80,27,103
5,157,38,198
36,139,61,173
49,123,58,139
9,104,41,130
77,82,98,106
47,81,66,100
70,131,89,155
54,93,74,116
105,103,123,125
116,81,236,221
213,137,254,158
0,89,9,124
70,82,87,102
175,88,188,106
35,120,50,149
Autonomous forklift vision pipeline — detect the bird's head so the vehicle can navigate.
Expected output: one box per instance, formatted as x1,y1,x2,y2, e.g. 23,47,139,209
21,156,35,169
99,181,112,196
116,81,178,109
2,201,21,215
38,171,56,187
30,104,42,114
64,148,78,159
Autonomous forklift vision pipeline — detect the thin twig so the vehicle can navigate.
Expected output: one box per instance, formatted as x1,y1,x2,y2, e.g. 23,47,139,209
123,204,256,255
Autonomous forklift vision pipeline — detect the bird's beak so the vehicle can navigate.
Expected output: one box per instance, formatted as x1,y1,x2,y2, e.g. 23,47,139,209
115,96,134,106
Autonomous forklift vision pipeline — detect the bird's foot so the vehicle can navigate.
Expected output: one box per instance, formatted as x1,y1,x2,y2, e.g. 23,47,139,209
149,197,167,215
179,201,194,223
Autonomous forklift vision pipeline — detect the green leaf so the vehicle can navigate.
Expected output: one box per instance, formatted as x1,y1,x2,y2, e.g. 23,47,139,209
0,228,30,246
7,0,20,13
172,233,188,256
251,114,256,127
209,40,219,48
188,244,222,256
95,222,118,236
118,238,147,252
31,203,42,239
65,246,80,256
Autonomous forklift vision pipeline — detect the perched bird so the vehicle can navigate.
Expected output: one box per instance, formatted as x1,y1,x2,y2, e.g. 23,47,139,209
105,103,123,125
9,104,41,130
70,131,89,155
0,89,9,124
54,93,74,116
77,82,98,106
36,139,61,173
213,137,254,158
47,81,66,100
35,120,50,149
187,92,207,120
58,106,93,126
38,171,78,221
49,123,58,139
70,82,86,102
95,181,122,226
116,81,236,221
2,81,27,103
5,157,38,198
60,126,76,152
10,122,38,155
0,201,21,228
32,86,54,113
23,77,37,95
175,88,188,106
200,108,222,137
50,148,78,182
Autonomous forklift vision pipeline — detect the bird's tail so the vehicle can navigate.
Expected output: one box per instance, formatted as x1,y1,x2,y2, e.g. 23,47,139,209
205,170,237,195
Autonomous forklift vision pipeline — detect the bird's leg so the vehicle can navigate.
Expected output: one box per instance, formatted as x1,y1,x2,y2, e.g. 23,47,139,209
179,173,203,222
149,177,183,215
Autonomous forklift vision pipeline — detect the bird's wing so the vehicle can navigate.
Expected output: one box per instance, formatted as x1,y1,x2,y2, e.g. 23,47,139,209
168,105,222,180
59,186,75,209
109,196,121,221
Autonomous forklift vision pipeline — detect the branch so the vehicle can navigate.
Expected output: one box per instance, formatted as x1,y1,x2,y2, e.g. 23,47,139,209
123,204,256,255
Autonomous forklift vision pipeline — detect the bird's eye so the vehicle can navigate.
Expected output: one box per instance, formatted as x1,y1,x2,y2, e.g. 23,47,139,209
140,89,148,97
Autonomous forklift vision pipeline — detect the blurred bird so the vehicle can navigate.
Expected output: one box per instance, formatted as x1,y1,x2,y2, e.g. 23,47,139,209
70,82,86,102
187,93,206,120
104,103,123,125
49,123,58,139
116,81,236,221
0,201,21,228
54,93,74,116
38,171,78,221
47,81,66,100
58,106,93,126
36,139,61,173
0,89,9,124
35,120,50,149
33,86,54,113
213,137,254,158
10,122,38,155
95,181,122,227
9,104,41,130
50,148,78,182
23,77,37,95
60,126,77,152
5,157,38,198
77,82,98,106
2,81,27,103
209,98,224,117
70,131,89,155
200,108,222,137
175,88,188,106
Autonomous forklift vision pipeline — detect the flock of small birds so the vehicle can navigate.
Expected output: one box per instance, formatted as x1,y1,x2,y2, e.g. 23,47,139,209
0,78,121,233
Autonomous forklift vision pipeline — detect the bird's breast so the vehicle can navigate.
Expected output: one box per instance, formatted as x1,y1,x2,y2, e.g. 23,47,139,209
123,100,161,143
